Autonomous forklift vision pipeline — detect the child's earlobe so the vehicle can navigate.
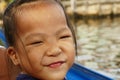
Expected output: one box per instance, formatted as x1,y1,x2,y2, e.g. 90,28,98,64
7,47,20,65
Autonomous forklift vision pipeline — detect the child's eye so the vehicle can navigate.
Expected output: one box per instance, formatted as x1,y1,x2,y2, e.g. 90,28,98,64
30,41,43,45
60,35,71,39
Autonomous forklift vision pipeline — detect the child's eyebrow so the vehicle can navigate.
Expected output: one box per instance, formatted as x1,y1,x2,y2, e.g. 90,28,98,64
25,33,46,40
24,28,70,40
55,27,70,35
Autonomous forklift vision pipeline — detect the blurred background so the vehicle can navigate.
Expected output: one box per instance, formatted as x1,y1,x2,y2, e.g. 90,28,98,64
0,0,120,80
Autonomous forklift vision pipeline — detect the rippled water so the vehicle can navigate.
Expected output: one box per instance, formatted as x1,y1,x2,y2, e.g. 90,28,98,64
75,16,120,80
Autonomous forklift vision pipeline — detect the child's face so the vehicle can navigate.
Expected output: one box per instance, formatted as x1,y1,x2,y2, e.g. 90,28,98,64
9,3,75,80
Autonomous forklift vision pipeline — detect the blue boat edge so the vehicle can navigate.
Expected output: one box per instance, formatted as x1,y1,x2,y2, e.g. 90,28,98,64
66,63,114,80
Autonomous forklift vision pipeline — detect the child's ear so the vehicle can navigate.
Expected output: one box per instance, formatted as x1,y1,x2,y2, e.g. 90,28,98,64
7,47,20,65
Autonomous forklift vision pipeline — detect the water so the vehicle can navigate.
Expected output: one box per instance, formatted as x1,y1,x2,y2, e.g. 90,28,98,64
76,16,120,80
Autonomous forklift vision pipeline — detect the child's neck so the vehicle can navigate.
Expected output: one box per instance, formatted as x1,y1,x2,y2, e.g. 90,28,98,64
19,72,67,80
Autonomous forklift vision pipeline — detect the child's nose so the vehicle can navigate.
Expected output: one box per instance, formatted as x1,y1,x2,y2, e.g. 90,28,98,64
46,44,62,57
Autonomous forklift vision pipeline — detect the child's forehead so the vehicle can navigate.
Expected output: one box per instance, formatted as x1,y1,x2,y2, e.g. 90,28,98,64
15,1,64,22
15,0,62,19
14,1,66,35
16,0,59,11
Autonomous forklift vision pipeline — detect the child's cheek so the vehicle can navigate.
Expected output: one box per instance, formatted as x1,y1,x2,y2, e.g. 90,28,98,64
62,40,75,64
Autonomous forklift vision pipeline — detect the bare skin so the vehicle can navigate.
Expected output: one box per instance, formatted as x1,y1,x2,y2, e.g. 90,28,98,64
7,2,75,80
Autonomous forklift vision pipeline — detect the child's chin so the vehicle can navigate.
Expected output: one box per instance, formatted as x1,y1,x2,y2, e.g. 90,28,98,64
46,72,66,80
48,76,65,80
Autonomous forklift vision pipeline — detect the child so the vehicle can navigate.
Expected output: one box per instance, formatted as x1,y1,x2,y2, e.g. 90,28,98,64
3,0,76,80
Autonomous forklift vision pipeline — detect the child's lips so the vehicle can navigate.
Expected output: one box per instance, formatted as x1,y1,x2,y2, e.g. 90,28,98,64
47,61,65,68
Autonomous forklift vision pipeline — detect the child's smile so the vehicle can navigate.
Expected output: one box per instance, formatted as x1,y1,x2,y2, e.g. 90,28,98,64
46,60,66,68
10,1,75,80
